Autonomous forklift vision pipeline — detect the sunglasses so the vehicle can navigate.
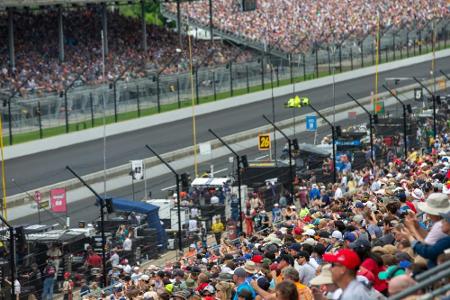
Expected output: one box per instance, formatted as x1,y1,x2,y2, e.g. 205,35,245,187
331,262,343,268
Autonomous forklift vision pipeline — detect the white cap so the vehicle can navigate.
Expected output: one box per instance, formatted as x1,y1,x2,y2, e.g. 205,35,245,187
331,230,343,240
303,229,316,236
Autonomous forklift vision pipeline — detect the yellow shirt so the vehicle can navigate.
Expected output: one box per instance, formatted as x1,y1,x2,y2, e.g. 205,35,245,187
211,222,224,233
294,281,313,300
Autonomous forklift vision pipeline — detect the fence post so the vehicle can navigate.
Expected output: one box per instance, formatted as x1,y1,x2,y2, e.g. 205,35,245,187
64,91,69,133
413,39,416,56
371,43,375,65
289,57,293,84
393,35,396,60
261,57,265,90
176,78,181,107
213,71,217,101
418,30,422,54
350,48,353,70
302,53,306,81
385,47,388,62
195,67,200,104
229,62,233,97
37,101,43,139
136,85,141,117
327,47,332,74
246,65,250,93
90,93,94,127
156,75,161,113
360,41,364,68
113,82,118,122
406,31,410,57
400,40,403,59
275,66,279,87
338,45,342,72
315,48,319,78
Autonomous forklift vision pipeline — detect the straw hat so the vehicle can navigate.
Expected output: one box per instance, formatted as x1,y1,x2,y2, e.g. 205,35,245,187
310,264,333,285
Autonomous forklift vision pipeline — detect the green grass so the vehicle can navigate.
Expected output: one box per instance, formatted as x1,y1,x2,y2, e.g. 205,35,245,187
6,41,450,146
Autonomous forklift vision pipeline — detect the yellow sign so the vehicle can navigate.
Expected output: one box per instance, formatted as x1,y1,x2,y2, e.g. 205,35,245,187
258,134,271,150
439,79,446,91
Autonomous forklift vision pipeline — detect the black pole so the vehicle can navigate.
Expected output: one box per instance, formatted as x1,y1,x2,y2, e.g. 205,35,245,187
0,214,15,299
195,67,200,104
131,177,135,201
261,57,265,90
289,55,293,84
176,0,182,46
229,62,233,96
347,93,374,160
208,0,213,44
302,53,306,81
275,67,279,87
269,58,277,162
156,76,161,113
338,45,342,72
350,47,353,70
246,66,250,93
327,47,331,74
309,104,336,183
113,82,118,122
65,166,107,288
90,93,95,127
64,91,69,133
145,145,182,252
406,31,410,57
37,101,43,139
262,115,294,196
382,85,408,158
7,96,13,145
212,71,217,101
207,129,243,231
315,48,319,78
176,78,181,107
360,42,364,68
412,76,437,138
393,35,396,60
137,85,141,117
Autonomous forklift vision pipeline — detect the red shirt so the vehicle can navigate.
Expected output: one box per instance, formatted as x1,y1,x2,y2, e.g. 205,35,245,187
87,253,102,268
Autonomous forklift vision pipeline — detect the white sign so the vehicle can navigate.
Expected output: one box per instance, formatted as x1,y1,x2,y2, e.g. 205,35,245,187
199,142,212,155
131,160,144,180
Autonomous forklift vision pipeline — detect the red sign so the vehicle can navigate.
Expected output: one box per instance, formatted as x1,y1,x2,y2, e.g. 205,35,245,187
50,188,67,213
34,191,41,203
348,111,357,119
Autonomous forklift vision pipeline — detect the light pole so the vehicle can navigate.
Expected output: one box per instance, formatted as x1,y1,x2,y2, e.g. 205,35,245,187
262,115,294,197
382,85,408,158
413,76,437,138
347,93,375,160
145,145,183,252
65,166,108,288
208,129,243,231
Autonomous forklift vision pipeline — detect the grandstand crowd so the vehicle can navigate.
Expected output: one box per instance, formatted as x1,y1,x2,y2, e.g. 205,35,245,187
0,8,253,96
14,119,448,299
167,0,449,53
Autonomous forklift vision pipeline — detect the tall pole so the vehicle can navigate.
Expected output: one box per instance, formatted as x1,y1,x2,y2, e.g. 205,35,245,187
208,0,213,44
262,115,294,197
347,93,374,160
145,145,182,252
176,0,182,46
382,85,408,158
308,104,337,183
0,214,15,299
412,77,437,138
65,166,107,288
208,129,243,231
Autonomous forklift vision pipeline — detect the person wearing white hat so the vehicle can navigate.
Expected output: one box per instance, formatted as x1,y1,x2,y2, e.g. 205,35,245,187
405,193,449,246
310,264,342,300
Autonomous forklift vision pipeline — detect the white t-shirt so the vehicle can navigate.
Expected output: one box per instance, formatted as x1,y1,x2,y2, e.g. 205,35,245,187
189,219,198,232
110,253,120,267
210,196,219,204
123,238,132,251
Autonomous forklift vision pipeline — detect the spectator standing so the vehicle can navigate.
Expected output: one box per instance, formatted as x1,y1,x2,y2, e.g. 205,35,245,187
212,217,225,245
41,260,56,300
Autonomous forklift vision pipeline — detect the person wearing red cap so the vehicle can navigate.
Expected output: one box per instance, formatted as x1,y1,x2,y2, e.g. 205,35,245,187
62,272,74,300
323,249,375,300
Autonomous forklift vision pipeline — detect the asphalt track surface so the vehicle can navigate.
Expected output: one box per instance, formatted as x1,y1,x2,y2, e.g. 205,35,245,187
8,94,438,227
6,57,450,199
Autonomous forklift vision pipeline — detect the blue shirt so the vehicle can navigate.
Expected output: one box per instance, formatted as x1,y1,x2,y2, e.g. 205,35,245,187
233,281,256,300
412,236,450,268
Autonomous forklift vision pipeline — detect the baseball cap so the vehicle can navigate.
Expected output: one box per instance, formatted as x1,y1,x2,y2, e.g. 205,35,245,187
289,243,302,252
343,232,357,243
378,265,406,280
331,230,343,240
233,268,247,278
323,249,361,270
252,255,264,264
303,229,316,236
349,238,371,250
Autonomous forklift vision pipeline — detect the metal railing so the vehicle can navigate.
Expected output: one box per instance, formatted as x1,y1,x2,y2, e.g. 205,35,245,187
1,17,449,145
